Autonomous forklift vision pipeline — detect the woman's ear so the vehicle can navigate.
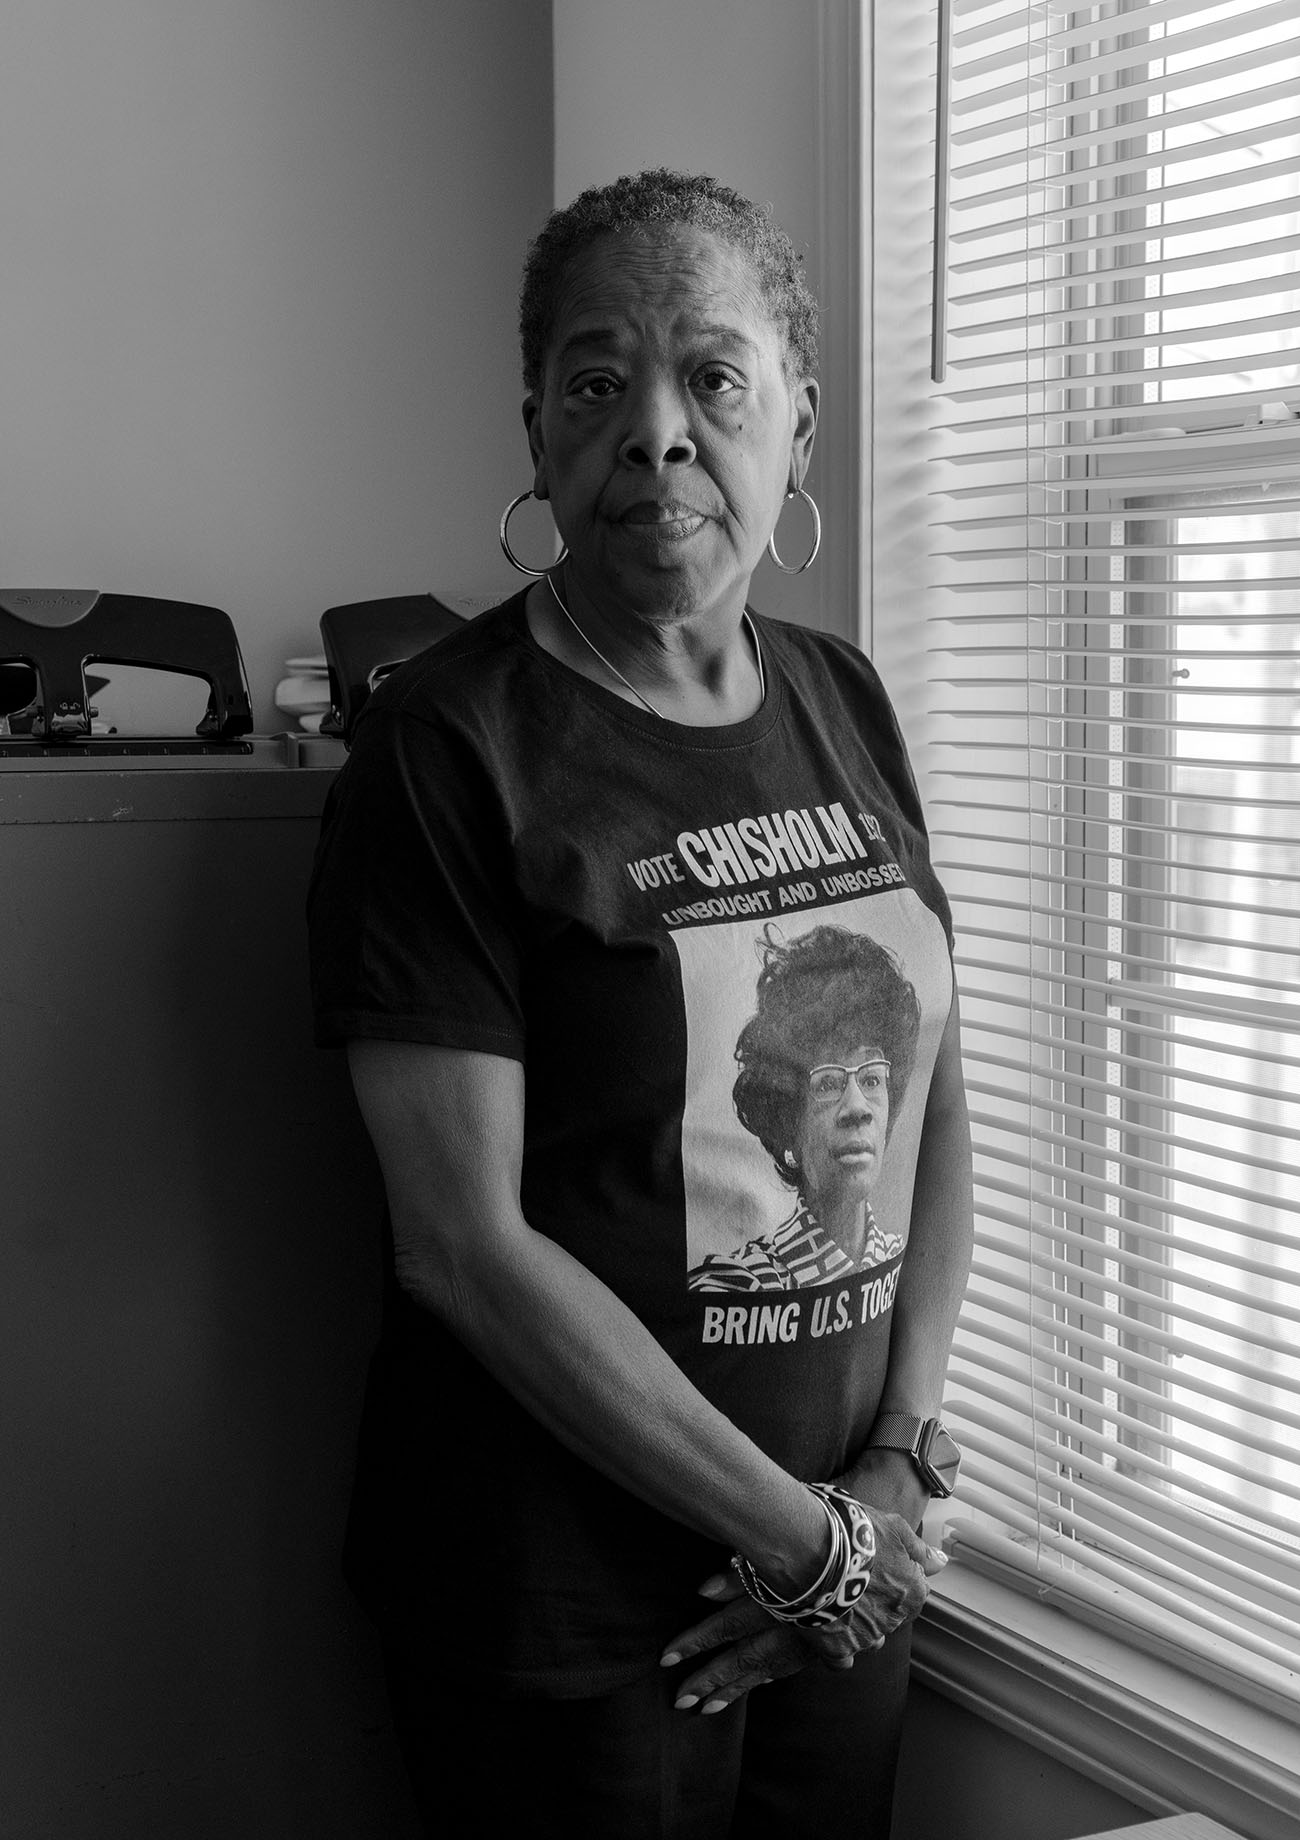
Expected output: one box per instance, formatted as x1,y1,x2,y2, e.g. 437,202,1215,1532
789,378,819,492
522,393,549,501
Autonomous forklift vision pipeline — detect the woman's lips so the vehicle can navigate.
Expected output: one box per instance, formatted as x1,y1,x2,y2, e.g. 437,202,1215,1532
617,504,709,539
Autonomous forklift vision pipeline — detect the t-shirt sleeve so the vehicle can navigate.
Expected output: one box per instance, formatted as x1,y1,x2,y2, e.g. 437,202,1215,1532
856,654,955,951
307,703,527,1058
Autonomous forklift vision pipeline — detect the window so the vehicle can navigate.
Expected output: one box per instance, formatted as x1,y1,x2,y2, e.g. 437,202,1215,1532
926,0,1300,1713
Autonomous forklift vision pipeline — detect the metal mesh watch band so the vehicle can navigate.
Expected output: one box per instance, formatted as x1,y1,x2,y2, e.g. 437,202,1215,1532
865,1415,961,1498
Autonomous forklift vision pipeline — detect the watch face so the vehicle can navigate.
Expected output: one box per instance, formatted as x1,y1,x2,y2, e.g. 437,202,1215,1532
919,1421,961,1497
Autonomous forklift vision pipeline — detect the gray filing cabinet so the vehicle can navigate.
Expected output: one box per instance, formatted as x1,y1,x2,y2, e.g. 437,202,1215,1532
0,745,419,1839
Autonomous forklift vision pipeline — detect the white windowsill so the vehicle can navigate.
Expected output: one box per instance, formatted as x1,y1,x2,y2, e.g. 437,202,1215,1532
913,1558,1300,1840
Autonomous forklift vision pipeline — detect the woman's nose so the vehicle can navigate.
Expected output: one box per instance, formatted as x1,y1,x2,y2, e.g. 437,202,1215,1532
618,381,696,469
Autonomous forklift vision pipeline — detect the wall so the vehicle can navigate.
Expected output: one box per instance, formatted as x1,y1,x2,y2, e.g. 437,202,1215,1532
893,1684,1149,1840
553,0,820,252
1,0,552,732
551,0,864,645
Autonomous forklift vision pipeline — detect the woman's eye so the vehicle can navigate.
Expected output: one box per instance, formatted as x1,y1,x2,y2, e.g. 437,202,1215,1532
696,367,740,395
572,375,620,400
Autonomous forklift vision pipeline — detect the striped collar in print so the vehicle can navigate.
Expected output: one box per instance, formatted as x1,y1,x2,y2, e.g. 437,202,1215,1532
689,1205,903,1295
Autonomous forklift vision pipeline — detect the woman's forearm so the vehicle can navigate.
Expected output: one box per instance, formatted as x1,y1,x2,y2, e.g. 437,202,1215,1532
840,996,974,1512
880,1001,973,1418
351,1039,828,1598
405,1194,829,1589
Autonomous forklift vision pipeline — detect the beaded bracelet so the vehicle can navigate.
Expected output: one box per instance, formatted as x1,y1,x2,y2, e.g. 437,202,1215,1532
731,1484,876,1630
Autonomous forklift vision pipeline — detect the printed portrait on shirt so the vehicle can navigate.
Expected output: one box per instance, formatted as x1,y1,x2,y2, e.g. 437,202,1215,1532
672,892,950,1294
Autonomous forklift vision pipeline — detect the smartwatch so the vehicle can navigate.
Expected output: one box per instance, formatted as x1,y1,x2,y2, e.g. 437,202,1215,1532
866,1414,962,1498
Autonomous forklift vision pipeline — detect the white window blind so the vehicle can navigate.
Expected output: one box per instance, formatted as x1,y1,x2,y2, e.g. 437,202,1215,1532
930,0,1300,1714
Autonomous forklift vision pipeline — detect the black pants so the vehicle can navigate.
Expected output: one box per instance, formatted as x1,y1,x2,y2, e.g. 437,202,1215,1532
383,1626,912,1840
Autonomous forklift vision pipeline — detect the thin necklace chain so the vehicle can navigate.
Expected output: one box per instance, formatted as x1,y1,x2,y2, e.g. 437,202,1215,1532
546,573,764,722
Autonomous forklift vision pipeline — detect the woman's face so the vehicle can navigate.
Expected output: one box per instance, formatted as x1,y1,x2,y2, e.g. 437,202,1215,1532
525,226,817,624
795,1042,890,1216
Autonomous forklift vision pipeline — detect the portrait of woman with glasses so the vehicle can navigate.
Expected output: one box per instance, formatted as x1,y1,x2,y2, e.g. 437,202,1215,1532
689,925,920,1294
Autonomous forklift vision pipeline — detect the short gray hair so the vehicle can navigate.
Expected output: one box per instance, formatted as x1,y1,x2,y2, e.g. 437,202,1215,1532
519,168,819,394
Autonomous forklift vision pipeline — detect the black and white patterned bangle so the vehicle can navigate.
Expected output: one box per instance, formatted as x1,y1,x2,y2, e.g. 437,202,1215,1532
731,1483,876,1629
809,1484,877,1622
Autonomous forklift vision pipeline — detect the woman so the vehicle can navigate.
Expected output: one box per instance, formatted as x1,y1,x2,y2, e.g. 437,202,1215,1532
309,170,973,1840
689,925,919,1293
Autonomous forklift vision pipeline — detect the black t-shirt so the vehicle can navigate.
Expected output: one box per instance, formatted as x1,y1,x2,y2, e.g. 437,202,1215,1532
308,589,953,1695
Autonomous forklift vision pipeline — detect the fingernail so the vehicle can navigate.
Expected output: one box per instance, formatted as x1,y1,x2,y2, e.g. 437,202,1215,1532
674,1694,700,1710
701,1698,729,1715
660,1651,681,1668
698,1577,725,1598
929,1548,949,1567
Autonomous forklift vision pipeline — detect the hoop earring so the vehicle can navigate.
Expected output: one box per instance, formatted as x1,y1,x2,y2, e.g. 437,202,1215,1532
766,486,822,575
499,490,569,576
